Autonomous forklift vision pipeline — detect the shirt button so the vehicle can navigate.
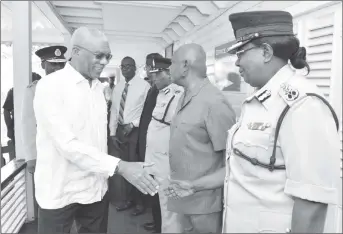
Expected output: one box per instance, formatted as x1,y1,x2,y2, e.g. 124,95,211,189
286,228,291,233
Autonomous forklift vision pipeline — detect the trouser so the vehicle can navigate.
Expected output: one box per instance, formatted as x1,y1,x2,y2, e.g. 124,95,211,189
37,192,109,234
169,211,222,233
108,125,141,204
155,175,192,233
149,175,162,232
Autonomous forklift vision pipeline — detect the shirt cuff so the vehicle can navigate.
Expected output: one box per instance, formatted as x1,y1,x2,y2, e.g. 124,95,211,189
132,119,139,127
284,179,338,205
103,155,121,177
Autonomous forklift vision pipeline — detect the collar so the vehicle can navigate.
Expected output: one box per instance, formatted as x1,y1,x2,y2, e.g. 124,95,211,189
245,65,294,109
161,83,177,95
187,78,209,97
64,62,100,86
124,74,139,85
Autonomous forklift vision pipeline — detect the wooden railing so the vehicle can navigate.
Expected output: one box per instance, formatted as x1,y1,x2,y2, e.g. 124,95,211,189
1,159,27,233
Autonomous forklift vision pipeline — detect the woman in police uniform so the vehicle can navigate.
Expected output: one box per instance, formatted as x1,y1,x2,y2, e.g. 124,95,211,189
164,11,341,233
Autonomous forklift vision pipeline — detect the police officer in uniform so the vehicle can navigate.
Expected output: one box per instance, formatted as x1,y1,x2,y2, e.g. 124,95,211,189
165,11,341,233
144,57,183,233
21,45,67,219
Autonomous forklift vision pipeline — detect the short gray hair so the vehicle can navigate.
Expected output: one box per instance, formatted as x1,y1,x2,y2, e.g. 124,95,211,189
70,27,108,48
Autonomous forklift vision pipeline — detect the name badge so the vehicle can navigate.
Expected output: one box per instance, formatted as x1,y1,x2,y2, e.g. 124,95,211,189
247,122,271,131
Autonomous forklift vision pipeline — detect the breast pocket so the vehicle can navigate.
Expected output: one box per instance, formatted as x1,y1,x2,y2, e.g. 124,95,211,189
180,120,208,145
233,128,275,178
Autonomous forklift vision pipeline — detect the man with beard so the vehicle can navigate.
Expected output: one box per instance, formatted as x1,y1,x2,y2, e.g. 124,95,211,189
109,56,150,213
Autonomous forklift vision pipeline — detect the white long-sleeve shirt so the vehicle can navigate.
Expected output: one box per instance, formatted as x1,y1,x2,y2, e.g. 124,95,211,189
109,75,150,136
33,63,120,209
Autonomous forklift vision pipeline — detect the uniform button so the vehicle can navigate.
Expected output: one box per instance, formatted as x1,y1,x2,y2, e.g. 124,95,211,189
286,228,291,233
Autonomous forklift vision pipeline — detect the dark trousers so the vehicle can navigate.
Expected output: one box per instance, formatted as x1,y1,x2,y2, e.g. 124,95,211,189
108,125,143,205
38,193,109,234
150,175,162,232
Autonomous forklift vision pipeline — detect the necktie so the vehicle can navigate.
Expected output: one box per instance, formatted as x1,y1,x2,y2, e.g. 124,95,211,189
118,83,129,124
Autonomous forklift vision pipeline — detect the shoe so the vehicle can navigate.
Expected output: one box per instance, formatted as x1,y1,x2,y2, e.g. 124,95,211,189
131,205,145,216
143,222,155,231
115,201,134,212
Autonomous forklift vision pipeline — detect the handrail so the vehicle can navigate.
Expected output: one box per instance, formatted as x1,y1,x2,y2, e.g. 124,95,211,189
1,159,27,233
1,159,26,190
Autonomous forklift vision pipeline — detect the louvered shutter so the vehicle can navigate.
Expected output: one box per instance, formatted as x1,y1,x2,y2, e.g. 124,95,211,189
304,14,334,99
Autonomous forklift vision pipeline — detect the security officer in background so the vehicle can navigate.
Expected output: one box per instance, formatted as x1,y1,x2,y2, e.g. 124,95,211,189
144,57,183,233
165,11,342,233
21,45,67,219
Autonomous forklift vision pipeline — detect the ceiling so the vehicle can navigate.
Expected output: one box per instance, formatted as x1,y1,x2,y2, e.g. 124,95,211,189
40,1,235,67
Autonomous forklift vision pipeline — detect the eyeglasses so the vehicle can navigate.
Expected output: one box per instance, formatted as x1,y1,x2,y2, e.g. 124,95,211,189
120,64,135,69
235,46,258,59
75,45,112,61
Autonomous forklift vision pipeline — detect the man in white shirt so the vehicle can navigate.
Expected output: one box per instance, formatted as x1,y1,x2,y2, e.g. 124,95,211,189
33,27,158,234
109,56,150,213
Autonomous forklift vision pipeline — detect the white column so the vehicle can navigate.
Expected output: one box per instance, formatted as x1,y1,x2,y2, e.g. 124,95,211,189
63,33,72,60
12,1,35,222
12,1,32,160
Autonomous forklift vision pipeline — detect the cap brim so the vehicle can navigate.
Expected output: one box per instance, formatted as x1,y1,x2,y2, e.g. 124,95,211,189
226,40,251,54
46,58,67,63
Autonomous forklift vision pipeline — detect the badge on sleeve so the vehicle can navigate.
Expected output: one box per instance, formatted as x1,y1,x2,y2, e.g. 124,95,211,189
280,83,299,101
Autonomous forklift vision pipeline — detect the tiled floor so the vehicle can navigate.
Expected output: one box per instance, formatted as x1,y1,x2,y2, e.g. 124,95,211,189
19,203,153,234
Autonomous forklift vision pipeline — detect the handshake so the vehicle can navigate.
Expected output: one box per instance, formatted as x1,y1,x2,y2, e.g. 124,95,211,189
117,160,196,199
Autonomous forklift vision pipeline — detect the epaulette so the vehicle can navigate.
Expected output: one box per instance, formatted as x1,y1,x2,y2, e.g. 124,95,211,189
278,82,305,107
27,80,39,88
164,88,170,95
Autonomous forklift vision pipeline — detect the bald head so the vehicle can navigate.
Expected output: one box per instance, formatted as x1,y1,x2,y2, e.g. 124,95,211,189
71,27,109,52
69,27,112,80
174,43,207,77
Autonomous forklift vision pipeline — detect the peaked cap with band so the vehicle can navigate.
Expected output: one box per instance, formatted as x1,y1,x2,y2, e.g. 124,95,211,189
150,57,172,73
35,45,67,63
227,11,294,54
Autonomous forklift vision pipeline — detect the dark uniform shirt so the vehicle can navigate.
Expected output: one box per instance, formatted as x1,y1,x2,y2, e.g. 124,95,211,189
136,86,159,162
3,88,14,132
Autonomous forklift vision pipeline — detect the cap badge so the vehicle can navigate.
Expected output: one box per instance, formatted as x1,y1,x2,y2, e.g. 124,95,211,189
55,49,61,57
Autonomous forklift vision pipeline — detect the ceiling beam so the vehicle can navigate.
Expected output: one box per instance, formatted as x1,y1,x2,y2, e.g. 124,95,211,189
181,7,207,26
57,7,103,18
186,2,218,15
104,30,164,38
163,28,179,41
33,1,72,35
174,15,195,31
68,23,103,30
95,1,182,9
51,1,102,9
167,22,187,36
63,16,103,25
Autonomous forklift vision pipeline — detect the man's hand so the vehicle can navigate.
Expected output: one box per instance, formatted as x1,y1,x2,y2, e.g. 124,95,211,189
110,136,121,150
163,178,195,199
122,123,134,136
117,161,159,196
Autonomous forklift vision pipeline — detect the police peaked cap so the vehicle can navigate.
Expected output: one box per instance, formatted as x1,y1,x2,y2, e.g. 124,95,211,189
227,11,294,54
35,45,67,63
150,57,172,73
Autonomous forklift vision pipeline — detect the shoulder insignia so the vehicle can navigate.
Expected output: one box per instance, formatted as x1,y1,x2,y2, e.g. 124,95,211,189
280,83,299,100
278,82,303,106
164,88,170,95
257,90,271,103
